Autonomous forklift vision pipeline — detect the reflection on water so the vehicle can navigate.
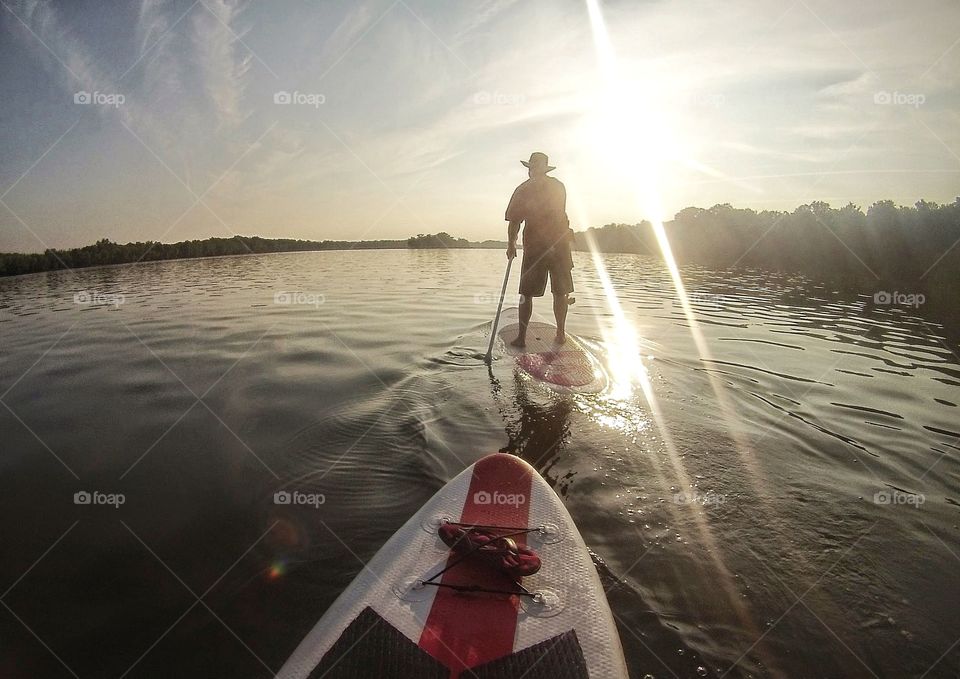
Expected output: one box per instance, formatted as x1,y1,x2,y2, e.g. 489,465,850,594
493,369,576,494
0,249,957,678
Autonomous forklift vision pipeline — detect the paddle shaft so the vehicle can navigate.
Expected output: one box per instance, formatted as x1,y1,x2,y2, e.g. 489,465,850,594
484,256,514,363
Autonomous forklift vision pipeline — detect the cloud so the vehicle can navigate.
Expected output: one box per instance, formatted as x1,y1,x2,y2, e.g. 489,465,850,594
135,0,171,55
11,0,116,101
451,0,522,39
3,0,959,248
190,0,253,131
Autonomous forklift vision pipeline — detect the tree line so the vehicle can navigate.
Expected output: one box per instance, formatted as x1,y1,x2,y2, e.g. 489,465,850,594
0,232,513,276
3,200,958,324
0,235,410,276
575,199,959,283
573,198,960,331
406,232,505,249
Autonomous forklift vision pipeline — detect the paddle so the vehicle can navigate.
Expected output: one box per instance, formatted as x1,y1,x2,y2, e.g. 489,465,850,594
484,256,514,364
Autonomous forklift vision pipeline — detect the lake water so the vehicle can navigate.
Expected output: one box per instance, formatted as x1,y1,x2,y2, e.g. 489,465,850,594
1,249,958,678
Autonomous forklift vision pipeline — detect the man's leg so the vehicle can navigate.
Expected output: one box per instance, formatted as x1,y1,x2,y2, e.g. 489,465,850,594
511,294,533,347
552,292,567,343
512,251,546,347
550,254,574,344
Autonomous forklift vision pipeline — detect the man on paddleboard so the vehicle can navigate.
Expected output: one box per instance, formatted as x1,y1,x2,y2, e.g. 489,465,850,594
505,151,574,346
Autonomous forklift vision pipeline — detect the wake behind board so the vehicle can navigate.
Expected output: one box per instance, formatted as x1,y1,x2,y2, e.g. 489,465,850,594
277,453,627,678
497,307,607,394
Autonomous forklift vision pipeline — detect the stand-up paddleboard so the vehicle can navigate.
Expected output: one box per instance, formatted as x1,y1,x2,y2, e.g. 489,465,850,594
497,307,607,394
277,453,627,678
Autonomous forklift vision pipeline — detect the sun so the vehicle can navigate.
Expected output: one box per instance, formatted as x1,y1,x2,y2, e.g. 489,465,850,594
581,84,677,195
578,0,686,225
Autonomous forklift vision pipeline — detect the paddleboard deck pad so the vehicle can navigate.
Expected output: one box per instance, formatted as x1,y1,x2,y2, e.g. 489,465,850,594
277,453,627,678
497,308,607,394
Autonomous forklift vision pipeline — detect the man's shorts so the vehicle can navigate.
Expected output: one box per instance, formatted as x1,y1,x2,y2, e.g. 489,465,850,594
519,246,574,298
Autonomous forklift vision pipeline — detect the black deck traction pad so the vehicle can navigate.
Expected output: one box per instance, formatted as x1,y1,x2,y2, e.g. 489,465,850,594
307,607,589,679
466,630,590,678
307,607,447,678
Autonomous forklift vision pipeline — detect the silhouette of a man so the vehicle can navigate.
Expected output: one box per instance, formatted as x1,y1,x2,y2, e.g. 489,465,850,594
505,152,573,346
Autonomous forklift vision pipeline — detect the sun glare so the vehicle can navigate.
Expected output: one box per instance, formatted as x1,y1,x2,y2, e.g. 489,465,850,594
580,87,677,201
582,0,761,483
583,0,769,652
585,235,649,401
581,0,688,224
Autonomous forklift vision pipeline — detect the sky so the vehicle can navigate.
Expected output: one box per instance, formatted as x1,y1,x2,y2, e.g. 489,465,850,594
1,0,958,252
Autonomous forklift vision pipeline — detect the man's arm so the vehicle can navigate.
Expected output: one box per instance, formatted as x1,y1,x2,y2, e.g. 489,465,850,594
506,219,521,259
505,182,525,260
558,180,569,229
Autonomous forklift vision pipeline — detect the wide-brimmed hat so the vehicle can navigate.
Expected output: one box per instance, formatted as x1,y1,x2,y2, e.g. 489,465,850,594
521,151,555,173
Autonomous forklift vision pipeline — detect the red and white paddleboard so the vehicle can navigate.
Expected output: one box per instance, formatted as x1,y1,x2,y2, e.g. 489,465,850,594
497,308,607,394
277,453,627,678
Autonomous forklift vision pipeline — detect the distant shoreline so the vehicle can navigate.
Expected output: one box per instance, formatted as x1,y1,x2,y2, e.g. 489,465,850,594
0,247,491,279
0,233,507,277
3,198,958,337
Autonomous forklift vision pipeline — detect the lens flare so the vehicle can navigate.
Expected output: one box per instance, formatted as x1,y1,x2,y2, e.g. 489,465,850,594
584,0,772,658
268,559,287,580
584,234,649,402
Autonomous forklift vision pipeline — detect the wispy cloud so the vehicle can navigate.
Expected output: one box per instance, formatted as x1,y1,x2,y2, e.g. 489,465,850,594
1,0,958,251
190,0,252,130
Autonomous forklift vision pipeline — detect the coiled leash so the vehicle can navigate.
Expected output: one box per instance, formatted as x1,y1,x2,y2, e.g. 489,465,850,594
417,521,544,598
